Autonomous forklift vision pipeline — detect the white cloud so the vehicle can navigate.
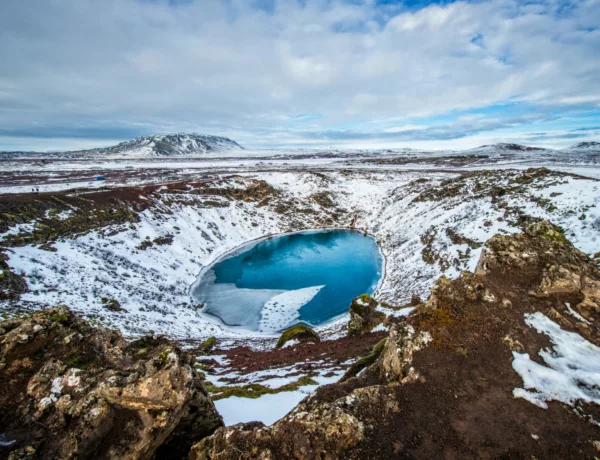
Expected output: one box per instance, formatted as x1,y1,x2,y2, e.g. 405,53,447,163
0,0,598,150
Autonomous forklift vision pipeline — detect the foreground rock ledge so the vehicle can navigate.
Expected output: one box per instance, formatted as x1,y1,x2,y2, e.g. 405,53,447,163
192,221,600,459
0,307,223,459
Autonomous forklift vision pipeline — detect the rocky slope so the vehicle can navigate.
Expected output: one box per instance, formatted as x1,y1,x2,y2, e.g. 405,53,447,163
192,221,600,459
0,306,222,459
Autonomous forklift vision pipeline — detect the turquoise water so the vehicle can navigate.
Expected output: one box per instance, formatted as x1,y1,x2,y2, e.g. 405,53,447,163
193,229,383,332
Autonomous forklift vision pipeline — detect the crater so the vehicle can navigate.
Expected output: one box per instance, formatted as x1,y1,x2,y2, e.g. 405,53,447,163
192,229,383,333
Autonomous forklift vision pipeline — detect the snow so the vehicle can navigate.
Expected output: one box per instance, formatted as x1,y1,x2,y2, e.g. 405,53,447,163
371,323,388,332
0,434,16,447
211,365,346,426
281,339,299,349
565,302,590,324
512,312,600,411
215,391,309,426
259,285,325,333
377,306,415,318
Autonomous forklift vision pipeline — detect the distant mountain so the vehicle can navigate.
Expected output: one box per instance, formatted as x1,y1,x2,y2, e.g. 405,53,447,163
0,133,244,159
471,143,547,153
79,133,244,157
566,141,600,151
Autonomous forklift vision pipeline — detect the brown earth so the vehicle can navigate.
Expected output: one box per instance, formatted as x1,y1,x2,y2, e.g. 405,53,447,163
192,221,600,459
201,332,387,380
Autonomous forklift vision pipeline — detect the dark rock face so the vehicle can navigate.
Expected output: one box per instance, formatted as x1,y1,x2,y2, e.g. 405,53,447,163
0,307,222,459
347,294,386,337
0,251,27,300
193,222,600,459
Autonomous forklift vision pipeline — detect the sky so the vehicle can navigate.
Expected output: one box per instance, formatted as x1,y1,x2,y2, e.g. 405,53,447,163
0,0,599,152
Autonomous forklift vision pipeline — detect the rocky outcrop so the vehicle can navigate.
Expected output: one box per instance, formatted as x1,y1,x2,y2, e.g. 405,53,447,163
0,307,222,459
194,222,600,459
276,324,320,348
347,294,386,337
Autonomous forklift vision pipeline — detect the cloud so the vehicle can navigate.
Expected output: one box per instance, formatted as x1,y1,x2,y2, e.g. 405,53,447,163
0,0,598,150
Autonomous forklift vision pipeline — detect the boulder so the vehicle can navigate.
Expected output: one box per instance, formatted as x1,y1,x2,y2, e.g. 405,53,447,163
347,294,386,336
0,306,222,459
276,324,320,348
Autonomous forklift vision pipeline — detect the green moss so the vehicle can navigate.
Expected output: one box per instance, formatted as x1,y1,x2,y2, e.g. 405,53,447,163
207,375,319,400
276,324,319,348
340,338,387,382
200,336,217,353
48,311,71,324
155,349,173,368
349,294,375,316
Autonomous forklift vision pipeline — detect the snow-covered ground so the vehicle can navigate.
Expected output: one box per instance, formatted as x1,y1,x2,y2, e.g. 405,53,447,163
200,354,349,426
2,165,599,344
512,312,600,418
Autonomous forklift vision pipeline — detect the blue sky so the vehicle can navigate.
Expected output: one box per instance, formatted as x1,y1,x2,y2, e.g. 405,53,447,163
0,0,599,151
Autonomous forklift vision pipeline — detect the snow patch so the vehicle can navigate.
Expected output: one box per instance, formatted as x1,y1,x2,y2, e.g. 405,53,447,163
371,323,388,332
512,312,600,410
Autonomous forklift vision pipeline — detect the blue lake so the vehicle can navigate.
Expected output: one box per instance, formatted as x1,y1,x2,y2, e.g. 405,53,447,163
192,229,383,333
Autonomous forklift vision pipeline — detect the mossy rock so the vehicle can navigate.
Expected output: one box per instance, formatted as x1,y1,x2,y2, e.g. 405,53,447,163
101,297,125,312
200,336,217,353
276,324,320,348
348,294,386,337
136,240,153,250
525,221,569,245
153,235,174,246
340,337,388,382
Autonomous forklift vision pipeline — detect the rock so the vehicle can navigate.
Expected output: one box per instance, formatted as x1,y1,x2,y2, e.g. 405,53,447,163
100,297,125,312
379,324,431,384
276,324,320,348
190,398,367,460
0,306,222,459
340,337,387,382
199,336,217,354
347,294,386,337
409,294,422,306
0,251,28,301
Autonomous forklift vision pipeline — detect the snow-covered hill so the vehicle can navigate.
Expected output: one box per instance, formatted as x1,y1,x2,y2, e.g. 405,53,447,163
81,133,244,157
468,143,549,155
565,141,600,152
0,133,244,159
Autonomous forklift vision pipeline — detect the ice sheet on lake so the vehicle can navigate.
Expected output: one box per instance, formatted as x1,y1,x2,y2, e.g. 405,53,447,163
258,285,325,333
196,270,325,332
